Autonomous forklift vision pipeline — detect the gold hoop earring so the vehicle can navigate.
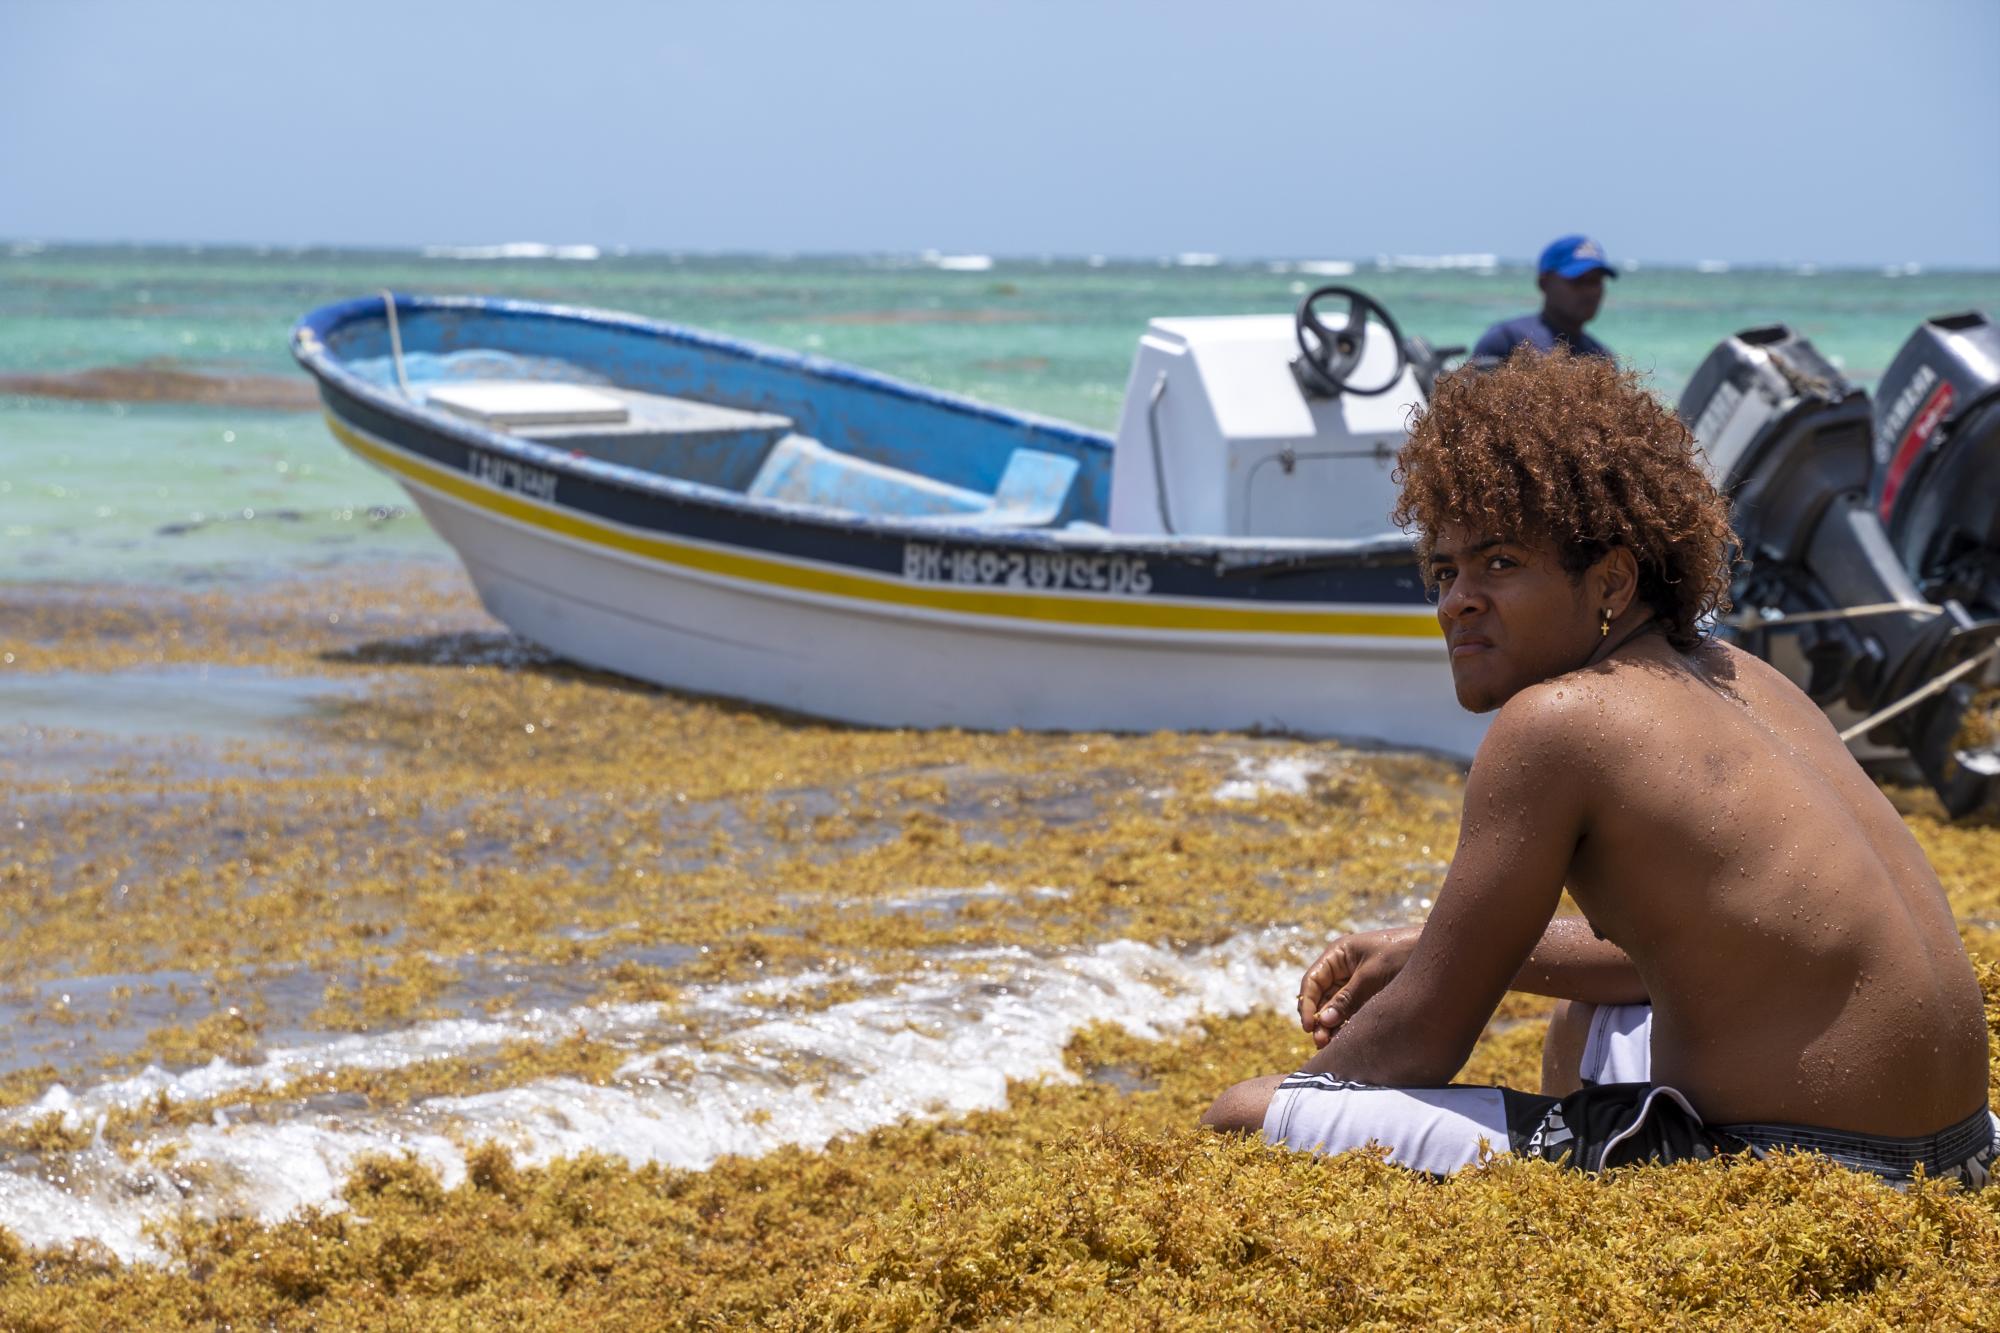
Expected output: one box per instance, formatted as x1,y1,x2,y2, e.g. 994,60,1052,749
1600,609,1611,638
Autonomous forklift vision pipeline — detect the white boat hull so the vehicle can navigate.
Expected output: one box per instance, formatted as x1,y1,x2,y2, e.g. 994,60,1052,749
411,483,1484,754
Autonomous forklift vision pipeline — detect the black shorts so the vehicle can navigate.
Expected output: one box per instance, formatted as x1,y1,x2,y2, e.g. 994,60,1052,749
1262,1074,1732,1174
1263,1003,1999,1188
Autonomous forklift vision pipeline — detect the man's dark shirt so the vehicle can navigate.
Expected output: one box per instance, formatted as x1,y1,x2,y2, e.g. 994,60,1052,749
1472,313,1613,361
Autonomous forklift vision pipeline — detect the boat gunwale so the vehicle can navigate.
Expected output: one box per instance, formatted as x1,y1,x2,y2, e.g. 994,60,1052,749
291,293,1420,564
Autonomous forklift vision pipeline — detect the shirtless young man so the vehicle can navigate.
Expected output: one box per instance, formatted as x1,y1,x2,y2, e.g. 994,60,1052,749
1203,348,1997,1186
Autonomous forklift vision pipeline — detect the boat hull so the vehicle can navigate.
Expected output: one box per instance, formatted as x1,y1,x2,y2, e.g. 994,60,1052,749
417,486,1470,748
296,296,1484,758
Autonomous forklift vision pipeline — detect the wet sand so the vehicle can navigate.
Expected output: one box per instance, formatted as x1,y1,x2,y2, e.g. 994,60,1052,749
1,567,1998,1326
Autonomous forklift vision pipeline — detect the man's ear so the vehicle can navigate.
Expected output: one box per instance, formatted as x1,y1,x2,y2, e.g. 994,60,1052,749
1595,546,1640,619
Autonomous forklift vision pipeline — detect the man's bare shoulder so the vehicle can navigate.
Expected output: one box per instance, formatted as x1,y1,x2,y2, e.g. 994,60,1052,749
1471,638,1706,782
1697,637,1817,701
1690,637,1868,755
1478,635,1850,808
1649,636,1845,739
1470,674,1605,779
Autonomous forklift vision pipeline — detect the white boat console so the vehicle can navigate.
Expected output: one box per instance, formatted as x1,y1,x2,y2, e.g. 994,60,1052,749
1108,293,1424,542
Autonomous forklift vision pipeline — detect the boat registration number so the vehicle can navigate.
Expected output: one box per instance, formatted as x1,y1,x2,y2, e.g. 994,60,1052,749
901,541,1153,594
470,451,559,502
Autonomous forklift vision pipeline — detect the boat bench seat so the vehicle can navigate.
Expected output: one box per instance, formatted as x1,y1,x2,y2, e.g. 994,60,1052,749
911,447,1082,528
432,381,799,491
747,436,987,516
746,436,1080,526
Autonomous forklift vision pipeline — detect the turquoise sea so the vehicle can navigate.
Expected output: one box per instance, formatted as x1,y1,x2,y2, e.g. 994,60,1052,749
4,243,1999,583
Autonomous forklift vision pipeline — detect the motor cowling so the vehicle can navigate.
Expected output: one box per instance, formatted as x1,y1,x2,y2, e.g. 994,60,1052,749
1872,311,2000,617
1681,326,1999,815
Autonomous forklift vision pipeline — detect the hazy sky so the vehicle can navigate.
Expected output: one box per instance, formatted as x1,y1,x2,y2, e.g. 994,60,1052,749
4,0,1996,266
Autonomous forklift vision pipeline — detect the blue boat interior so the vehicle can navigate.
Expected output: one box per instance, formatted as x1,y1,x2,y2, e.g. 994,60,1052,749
330,301,1112,529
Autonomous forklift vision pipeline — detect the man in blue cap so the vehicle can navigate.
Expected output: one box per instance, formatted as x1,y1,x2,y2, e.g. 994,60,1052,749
1472,235,1617,362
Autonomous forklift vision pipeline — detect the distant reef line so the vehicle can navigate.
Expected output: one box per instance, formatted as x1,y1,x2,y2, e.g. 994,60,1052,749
0,363,319,411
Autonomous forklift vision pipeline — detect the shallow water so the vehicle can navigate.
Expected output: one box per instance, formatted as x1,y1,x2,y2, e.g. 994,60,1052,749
0,666,372,742
0,929,1298,1260
5,244,1999,583
0,399,438,584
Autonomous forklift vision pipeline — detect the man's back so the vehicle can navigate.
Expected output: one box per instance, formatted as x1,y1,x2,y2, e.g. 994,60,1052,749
1535,635,1987,1136
1471,312,1612,362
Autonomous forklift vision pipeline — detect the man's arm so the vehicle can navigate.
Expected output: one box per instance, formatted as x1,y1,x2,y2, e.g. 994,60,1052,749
1509,917,1645,1003
1296,915,1645,1048
1299,686,1593,1085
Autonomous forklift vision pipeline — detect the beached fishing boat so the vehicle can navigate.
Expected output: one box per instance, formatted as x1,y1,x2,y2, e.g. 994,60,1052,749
292,292,2000,811
290,290,1481,756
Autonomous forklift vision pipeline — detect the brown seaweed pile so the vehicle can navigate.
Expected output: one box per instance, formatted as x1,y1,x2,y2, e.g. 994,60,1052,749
2,569,1998,1329
0,982,1997,1329
0,363,320,412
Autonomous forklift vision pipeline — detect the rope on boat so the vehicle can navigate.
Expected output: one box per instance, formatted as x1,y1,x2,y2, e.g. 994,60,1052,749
1728,601,1944,631
1731,597,1998,751
1837,640,2000,743
381,290,412,399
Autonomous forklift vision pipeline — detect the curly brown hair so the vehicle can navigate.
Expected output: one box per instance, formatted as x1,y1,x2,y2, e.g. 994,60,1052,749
1391,346,1737,650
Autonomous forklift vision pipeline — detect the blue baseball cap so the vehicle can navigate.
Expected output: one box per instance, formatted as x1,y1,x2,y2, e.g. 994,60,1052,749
1539,235,1618,279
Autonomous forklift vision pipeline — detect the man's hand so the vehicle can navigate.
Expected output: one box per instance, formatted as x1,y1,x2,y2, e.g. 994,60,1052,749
1296,925,1423,1048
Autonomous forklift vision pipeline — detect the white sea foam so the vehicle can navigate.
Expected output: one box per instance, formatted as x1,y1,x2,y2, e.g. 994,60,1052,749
0,929,1302,1262
1212,754,1326,801
12,1001,673,1129
859,882,1070,913
1695,259,1731,274
1175,252,1222,268
1374,253,1497,272
421,242,601,261
921,250,994,272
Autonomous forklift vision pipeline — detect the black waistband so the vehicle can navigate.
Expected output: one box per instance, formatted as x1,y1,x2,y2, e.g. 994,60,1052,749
1717,1106,1996,1178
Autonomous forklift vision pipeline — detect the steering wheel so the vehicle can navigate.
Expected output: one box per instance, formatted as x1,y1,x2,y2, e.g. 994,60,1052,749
1293,285,1410,397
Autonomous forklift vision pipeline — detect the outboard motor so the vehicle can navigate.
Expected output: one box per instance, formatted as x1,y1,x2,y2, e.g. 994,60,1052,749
1872,312,2000,617
1681,326,2000,815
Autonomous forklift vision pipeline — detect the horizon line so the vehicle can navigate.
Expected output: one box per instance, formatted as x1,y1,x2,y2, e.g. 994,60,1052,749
4,237,1997,275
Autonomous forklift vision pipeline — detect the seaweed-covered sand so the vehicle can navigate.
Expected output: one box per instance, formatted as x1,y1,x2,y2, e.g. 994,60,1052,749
2,569,1997,1328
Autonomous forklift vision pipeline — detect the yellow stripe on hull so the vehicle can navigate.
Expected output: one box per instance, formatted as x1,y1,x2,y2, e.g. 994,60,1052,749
329,414,1440,642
